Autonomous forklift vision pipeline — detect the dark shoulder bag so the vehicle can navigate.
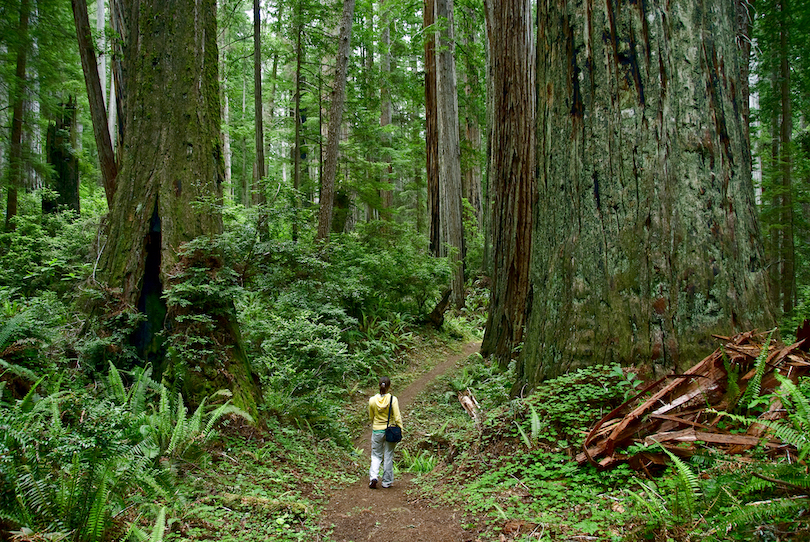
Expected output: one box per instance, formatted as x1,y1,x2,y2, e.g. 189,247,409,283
385,394,402,443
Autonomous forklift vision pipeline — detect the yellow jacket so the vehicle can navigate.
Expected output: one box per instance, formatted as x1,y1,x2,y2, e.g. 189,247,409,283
369,393,403,431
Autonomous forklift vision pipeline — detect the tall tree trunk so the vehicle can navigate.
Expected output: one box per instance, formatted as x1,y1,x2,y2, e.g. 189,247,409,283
109,0,125,157
379,0,394,217
292,14,303,242
736,0,753,152
253,0,266,204
43,98,80,214
96,0,107,106
242,72,249,206
317,0,356,240
778,0,794,314
72,0,117,207
100,0,260,417
480,0,535,366
434,0,465,309
5,0,30,231
424,0,440,255
766,90,781,310
108,66,118,154
267,1,283,179
521,0,774,388
459,4,483,231
221,27,233,197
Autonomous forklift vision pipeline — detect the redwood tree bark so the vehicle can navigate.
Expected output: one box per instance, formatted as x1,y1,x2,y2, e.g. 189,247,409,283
520,0,774,387
424,0,440,255
777,0,795,314
435,0,466,308
459,4,484,230
4,0,30,231
480,0,536,365
317,0,356,240
100,0,260,416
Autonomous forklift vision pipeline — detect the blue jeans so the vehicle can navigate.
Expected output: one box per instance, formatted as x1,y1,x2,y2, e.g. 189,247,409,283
370,430,397,487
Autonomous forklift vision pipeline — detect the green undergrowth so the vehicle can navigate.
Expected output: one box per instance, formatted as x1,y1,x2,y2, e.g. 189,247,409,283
162,418,357,542
401,358,640,541
400,349,810,542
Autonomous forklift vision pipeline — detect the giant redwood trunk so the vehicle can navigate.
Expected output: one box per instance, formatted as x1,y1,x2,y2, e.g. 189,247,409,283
99,0,260,416
481,0,536,366
520,0,774,387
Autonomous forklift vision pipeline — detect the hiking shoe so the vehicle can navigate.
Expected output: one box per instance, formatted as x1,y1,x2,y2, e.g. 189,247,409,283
369,479,378,489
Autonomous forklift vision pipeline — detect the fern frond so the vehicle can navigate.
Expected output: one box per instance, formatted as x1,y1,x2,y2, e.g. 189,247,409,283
49,394,62,432
54,453,81,528
529,404,541,440
85,486,109,542
148,506,167,542
166,404,188,457
18,375,46,413
775,373,810,434
740,329,774,410
187,398,206,436
720,495,808,534
659,445,701,517
128,365,155,415
203,402,253,438
16,469,55,523
107,361,127,405
721,348,741,407
0,313,26,349
157,384,170,433
709,409,809,456
514,420,531,449
0,358,40,384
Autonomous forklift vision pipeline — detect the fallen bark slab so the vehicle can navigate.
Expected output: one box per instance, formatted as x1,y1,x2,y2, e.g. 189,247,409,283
577,330,810,470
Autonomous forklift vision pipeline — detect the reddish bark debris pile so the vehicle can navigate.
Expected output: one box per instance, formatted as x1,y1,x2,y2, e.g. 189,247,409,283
577,329,810,474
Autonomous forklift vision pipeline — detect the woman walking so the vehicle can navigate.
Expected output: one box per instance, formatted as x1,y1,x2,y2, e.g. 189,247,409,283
368,376,403,489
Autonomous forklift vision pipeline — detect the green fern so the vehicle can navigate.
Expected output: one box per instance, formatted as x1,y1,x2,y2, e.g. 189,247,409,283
148,507,167,542
529,404,541,440
708,409,809,458
721,348,740,406
659,445,702,518
128,365,156,416
0,312,27,349
0,358,40,384
739,329,774,410
719,495,807,535
626,480,668,529
107,361,127,405
165,396,189,457
514,420,531,448
774,374,810,442
84,466,110,542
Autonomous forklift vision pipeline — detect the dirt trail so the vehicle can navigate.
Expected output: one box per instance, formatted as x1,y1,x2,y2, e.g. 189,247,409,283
318,341,481,542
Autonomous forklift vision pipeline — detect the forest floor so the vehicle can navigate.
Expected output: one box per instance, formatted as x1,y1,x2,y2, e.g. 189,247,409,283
317,341,481,542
